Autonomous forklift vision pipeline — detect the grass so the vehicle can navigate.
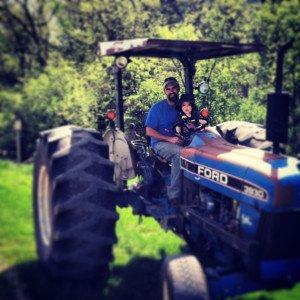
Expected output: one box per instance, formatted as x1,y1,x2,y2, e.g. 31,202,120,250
0,159,299,300
0,160,185,300
0,160,35,268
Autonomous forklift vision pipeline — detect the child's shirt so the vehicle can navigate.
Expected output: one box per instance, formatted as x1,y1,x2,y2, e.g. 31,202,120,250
174,112,200,140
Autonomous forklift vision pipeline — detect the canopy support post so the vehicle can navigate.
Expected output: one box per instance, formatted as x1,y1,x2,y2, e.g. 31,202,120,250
180,58,196,94
114,66,124,131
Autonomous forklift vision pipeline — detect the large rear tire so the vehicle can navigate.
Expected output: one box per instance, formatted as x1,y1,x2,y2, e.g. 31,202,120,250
33,125,119,279
161,255,210,300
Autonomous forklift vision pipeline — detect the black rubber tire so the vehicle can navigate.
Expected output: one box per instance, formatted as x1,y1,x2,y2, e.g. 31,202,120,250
161,255,210,300
33,125,119,279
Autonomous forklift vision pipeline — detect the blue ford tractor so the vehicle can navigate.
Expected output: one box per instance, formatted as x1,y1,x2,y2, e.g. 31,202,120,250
33,39,300,299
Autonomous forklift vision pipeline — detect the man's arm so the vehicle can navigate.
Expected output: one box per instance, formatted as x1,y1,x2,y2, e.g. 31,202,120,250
146,127,180,144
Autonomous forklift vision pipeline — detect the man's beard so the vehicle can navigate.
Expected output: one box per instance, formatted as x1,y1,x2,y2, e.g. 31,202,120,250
168,92,179,103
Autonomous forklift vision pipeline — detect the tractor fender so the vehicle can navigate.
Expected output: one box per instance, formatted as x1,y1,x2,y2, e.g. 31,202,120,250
215,121,273,150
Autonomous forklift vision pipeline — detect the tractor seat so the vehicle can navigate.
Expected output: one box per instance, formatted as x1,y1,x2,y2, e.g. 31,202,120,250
130,138,170,167
149,147,171,168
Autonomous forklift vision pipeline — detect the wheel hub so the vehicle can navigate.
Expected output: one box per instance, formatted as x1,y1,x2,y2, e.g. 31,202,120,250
37,166,52,247
162,278,170,300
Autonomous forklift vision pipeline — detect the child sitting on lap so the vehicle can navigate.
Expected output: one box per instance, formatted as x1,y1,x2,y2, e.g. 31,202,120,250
174,93,208,145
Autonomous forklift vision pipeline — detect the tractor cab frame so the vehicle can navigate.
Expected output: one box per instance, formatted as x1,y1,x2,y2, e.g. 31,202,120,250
98,38,264,130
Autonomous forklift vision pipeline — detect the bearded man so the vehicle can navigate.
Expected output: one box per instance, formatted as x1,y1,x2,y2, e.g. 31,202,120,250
145,77,183,205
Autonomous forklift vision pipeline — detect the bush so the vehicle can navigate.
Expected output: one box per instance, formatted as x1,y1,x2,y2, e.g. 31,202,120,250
0,57,116,160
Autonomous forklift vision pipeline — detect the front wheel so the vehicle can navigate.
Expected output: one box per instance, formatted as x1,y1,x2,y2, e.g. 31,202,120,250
33,125,119,279
161,255,210,300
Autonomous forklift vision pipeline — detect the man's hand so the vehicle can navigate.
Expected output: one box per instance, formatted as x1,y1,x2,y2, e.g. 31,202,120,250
168,136,181,144
146,127,181,144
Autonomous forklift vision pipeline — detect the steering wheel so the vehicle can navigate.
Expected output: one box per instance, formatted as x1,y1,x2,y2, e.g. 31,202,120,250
172,119,208,143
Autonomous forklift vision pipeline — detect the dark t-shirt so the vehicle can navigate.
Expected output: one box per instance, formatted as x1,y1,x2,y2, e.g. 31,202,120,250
174,112,199,137
145,99,179,147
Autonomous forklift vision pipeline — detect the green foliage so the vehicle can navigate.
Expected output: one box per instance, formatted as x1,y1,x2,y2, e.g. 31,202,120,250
23,58,96,127
20,57,115,158
0,89,23,157
0,56,117,159
254,0,300,154
156,23,199,40
56,0,161,63
124,57,185,132
192,53,268,125
196,0,253,42
0,0,60,82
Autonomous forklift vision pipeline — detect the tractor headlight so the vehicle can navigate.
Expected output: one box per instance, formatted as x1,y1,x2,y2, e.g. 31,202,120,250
115,56,129,69
198,81,210,94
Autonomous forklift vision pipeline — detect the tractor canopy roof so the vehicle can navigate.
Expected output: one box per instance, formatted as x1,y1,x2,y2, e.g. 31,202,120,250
98,38,264,61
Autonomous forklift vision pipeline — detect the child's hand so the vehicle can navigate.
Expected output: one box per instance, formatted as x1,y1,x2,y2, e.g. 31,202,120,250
199,119,208,125
187,124,195,129
175,126,181,134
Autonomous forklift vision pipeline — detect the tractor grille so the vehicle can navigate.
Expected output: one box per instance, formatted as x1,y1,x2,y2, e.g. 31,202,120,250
258,211,300,259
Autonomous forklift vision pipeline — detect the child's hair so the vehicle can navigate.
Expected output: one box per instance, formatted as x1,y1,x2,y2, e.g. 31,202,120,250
178,93,197,112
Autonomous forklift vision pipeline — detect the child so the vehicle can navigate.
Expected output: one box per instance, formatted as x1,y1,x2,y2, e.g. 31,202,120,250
174,93,208,145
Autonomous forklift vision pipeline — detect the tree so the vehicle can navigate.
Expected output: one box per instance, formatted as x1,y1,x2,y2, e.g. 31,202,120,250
56,0,162,64
0,0,60,84
254,0,300,154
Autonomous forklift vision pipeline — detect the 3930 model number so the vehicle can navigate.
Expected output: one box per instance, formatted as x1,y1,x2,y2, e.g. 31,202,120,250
243,184,266,200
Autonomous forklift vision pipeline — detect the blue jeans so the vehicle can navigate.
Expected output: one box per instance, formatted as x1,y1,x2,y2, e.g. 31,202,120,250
153,142,182,199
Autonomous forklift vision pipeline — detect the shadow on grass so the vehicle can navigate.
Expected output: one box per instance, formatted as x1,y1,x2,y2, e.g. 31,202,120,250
0,260,105,300
0,251,191,300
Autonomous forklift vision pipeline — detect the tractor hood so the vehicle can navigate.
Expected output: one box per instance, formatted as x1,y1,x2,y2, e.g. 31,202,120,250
180,130,300,212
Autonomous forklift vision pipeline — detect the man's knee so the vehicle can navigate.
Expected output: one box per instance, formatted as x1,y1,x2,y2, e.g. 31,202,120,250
154,142,181,159
171,152,181,163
